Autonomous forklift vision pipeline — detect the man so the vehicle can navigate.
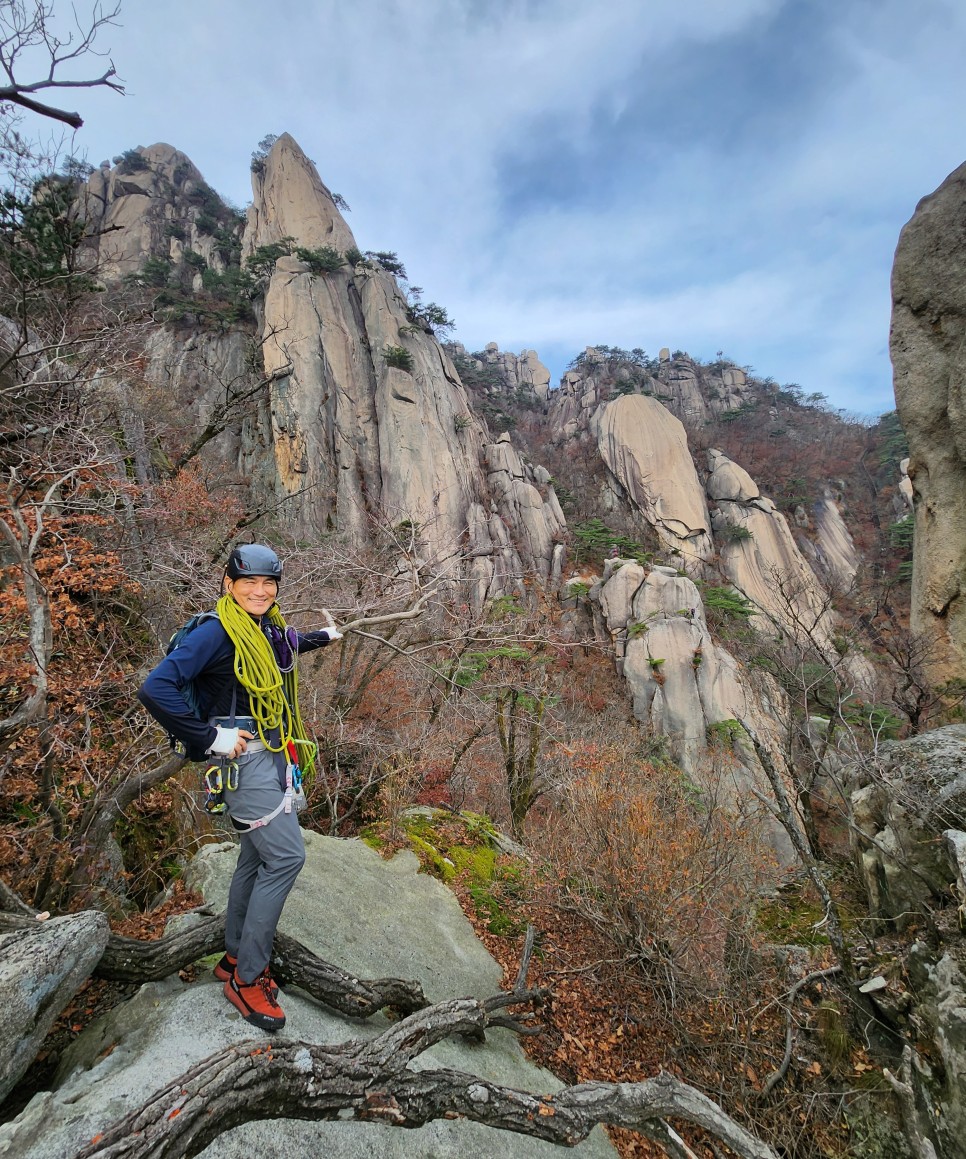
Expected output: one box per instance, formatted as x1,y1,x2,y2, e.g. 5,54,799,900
139,544,341,1031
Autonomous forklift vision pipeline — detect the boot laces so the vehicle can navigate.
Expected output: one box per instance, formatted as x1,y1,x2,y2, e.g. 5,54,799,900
257,972,280,1008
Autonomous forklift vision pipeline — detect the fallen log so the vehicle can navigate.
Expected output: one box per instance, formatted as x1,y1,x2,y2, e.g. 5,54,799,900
0,909,429,1021
73,990,778,1159
96,913,428,1017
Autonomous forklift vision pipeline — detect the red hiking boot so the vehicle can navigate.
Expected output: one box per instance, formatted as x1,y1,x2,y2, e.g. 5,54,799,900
215,954,279,999
225,970,285,1031
213,953,236,982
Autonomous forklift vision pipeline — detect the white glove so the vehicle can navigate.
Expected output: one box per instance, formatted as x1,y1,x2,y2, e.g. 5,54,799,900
208,726,241,756
321,609,342,641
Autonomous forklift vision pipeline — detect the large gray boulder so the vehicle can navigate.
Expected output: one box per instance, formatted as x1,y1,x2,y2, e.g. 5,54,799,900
0,911,109,1106
594,395,714,570
850,725,966,926
596,563,794,860
891,159,966,683
706,449,839,650
0,833,615,1158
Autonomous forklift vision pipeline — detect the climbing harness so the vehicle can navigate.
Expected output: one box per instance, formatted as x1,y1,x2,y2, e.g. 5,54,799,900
205,605,318,831
230,755,306,832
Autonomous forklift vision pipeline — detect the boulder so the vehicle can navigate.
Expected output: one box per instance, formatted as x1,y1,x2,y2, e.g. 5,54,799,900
850,725,966,927
597,568,793,859
654,356,710,425
707,450,838,650
595,395,713,570
484,436,563,587
0,911,109,1105
900,941,966,1159
707,448,760,503
803,488,859,593
0,833,615,1158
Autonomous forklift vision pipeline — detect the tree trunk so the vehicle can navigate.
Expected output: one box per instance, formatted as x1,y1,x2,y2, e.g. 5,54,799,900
0,911,429,1018
74,993,778,1159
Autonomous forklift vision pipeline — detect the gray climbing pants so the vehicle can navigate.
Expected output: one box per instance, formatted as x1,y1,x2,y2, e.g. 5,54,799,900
223,744,305,984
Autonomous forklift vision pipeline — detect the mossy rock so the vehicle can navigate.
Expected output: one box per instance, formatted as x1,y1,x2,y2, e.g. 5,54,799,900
361,809,526,935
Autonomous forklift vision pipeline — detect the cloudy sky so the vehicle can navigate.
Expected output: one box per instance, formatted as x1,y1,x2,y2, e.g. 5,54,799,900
45,0,966,415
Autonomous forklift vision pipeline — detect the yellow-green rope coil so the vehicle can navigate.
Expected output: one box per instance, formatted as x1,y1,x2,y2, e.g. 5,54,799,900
216,594,317,779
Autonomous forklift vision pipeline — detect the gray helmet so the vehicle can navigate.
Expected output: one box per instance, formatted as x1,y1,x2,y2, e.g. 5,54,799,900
225,544,282,584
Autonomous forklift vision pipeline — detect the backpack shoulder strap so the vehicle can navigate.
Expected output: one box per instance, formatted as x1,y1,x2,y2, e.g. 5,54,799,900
167,609,221,655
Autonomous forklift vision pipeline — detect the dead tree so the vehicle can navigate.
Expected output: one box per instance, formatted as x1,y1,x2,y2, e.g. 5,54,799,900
74,991,777,1159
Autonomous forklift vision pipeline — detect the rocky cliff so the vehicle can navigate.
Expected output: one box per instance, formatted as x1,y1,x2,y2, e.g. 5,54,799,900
891,158,966,682
83,136,567,600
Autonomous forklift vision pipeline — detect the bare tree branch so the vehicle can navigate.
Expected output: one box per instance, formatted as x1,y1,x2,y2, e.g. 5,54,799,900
0,1,124,129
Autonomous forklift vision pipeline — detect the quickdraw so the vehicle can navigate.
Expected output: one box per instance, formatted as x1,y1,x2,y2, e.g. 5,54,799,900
203,759,239,815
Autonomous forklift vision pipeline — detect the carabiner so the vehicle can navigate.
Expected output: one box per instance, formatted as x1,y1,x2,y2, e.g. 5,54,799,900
224,760,239,792
203,763,227,814
203,764,223,795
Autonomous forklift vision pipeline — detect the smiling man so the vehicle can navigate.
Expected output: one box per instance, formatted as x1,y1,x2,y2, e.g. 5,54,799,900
138,544,342,1031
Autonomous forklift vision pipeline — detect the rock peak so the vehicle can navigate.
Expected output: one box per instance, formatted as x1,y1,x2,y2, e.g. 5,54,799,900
245,132,357,255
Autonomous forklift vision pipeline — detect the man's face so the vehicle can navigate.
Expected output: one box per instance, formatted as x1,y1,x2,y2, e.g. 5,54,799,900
227,575,278,617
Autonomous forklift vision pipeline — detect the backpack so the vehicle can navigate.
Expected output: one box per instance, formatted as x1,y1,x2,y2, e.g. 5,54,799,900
165,610,221,755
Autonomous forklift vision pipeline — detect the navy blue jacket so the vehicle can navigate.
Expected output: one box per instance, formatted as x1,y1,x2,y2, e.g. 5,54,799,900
138,615,337,761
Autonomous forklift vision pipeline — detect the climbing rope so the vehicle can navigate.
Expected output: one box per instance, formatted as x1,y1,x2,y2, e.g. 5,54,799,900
216,594,317,779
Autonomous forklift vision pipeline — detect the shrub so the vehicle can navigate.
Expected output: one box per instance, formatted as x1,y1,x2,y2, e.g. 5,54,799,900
113,148,149,175
720,521,753,544
134,256,173,288
384,345,414,372
537,742,772,990
294,245,345,275
570,518,652,567
185,181,223,214
707,719,744,748
250,133,279,174
700,585,755,621
889,518,913,550
877,410,909,470
212,226,242,264
245,238,296,280
845,702,903,741
720,401,758,424
182,249,206,271
406,296,454,338
364,250,407,279
62,156,94,182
